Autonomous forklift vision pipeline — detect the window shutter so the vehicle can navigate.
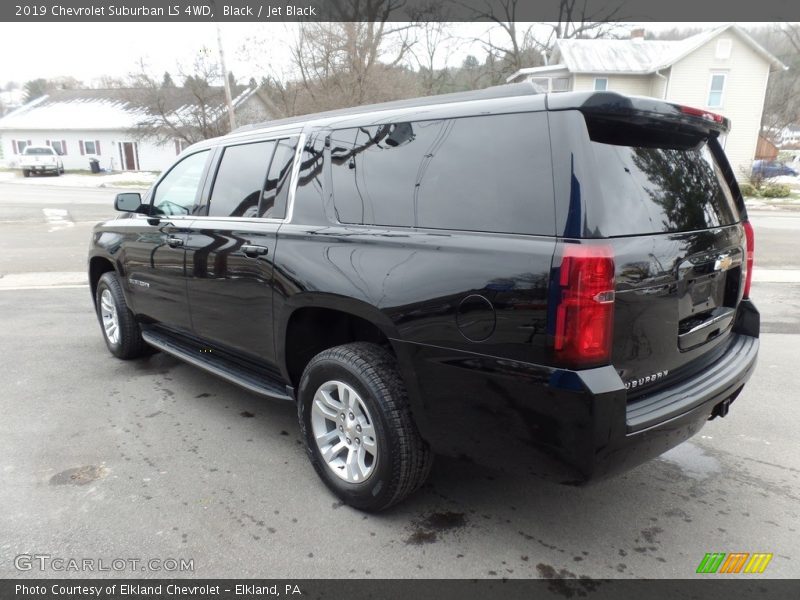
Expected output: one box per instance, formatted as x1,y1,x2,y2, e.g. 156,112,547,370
62,140,67,155
79,141,85,155
27,140,31,146
46,140,51,146
175,139,180,155
12,140,17,154
95,140,101,155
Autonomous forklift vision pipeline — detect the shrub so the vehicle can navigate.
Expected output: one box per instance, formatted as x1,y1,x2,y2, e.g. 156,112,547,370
738,182,759,197
761,184,791,198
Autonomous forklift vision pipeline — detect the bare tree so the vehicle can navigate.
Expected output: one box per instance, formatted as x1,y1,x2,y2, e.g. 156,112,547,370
124,50,239,145
406,2,455,95
781,22,800,54
458,0,627,80
287,0,418,113
749,24,800,140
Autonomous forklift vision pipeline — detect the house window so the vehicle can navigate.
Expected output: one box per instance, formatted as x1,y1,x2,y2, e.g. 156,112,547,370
80,140,101,155
48,140,67,155
552,78,570,92
594,78,608,91
715,39,732,60
707,73,726,108
530,77,549,91
13,140,32,154
528,77,570,93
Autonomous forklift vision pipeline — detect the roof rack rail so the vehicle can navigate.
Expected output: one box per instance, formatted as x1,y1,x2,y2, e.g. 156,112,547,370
231,81,544,134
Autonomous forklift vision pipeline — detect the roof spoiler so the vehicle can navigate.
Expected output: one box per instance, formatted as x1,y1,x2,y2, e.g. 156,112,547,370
546,91,730,135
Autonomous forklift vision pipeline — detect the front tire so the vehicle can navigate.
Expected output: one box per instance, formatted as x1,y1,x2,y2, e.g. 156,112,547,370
95,272,148,359
298,342,433,511
22,169,29,178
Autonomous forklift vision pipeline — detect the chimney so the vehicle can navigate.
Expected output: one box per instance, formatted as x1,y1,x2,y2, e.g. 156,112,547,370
630,28,645,40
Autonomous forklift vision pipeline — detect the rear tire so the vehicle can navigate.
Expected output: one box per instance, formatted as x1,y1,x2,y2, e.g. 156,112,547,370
95,272,148,359
298,342,433,511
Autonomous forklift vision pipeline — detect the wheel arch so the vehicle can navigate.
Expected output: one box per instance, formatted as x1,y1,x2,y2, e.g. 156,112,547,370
279,294,433,444
280,294,400,389
88,255,118,306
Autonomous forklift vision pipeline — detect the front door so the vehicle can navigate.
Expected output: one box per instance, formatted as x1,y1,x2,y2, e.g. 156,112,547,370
120,142,139,170
121,149,212,332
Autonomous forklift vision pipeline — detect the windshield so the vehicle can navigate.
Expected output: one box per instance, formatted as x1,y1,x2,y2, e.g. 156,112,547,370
24,147,55,156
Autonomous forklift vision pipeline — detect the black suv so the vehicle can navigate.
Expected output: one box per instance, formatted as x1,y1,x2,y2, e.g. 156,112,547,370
89,84,759,511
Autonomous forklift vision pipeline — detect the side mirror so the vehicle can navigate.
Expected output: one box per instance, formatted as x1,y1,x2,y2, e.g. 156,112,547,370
114,192,142,212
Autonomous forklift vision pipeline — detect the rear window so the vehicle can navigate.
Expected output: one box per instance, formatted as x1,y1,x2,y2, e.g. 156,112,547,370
24,147,54,155
587,122,738,236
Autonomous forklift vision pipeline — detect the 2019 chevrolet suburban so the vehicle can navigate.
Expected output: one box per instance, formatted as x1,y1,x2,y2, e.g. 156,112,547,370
88,84,759,511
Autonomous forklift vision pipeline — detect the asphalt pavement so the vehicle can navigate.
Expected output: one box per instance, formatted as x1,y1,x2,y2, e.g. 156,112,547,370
0,181,798,579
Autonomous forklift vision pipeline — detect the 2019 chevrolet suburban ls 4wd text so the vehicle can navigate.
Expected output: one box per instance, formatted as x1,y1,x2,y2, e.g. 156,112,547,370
88,84,759,511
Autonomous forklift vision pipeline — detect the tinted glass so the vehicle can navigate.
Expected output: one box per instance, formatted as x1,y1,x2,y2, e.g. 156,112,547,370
209,141,276,217
292,137,325,223
330,112,554,235
152,150,209,216
330,124,420,227
588,138,737,236
24,147,53,155
259,138,296,219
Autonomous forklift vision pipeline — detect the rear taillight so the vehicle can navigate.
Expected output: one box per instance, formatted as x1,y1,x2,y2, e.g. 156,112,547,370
553,244,615,367
743,220,755,298
679,104,725,123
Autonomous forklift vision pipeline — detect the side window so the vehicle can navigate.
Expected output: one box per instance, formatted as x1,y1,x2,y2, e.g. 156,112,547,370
329,113,554,235
152,150,210,216
259,138,297,219
291,136,325,222
207,141,276,217
416,112,553,234
330,124,420,227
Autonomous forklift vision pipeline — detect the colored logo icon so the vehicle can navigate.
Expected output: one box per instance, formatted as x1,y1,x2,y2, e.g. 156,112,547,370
696,552,773,574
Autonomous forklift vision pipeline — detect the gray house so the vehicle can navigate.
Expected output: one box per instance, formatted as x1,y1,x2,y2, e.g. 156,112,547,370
508,24,787,178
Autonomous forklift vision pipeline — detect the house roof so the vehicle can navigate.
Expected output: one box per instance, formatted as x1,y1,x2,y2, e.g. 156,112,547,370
0,86,257,131
551,24,787,76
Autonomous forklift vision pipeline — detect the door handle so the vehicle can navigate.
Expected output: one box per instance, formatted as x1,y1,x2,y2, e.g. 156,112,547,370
166,235,184,248
242,244,269,258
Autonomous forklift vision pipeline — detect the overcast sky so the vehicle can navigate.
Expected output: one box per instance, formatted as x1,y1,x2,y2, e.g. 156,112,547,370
0,21,740,87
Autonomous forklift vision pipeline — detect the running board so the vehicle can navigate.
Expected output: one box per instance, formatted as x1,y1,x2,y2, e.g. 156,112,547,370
141,329,293,401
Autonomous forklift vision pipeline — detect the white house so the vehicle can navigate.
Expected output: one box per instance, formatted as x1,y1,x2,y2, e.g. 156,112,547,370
0,86,272,172
507,24,788,179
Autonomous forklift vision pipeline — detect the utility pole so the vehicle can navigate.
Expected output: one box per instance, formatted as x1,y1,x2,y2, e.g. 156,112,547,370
216,23,237,131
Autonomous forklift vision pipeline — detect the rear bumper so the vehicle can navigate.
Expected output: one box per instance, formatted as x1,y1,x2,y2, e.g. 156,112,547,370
588,331,757,480
395,301,760,483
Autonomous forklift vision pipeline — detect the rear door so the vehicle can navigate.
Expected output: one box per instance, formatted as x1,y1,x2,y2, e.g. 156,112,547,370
548,109,746,395
184,136,298,365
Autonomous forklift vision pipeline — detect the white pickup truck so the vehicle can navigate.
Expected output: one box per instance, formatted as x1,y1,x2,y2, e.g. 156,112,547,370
20,146,64,177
